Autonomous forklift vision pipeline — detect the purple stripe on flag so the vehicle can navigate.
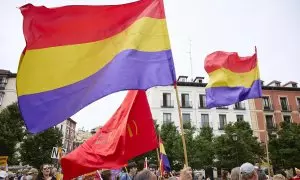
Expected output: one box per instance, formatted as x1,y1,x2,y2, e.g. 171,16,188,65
205,79,262,108
161,153,171,172
18,49,176,133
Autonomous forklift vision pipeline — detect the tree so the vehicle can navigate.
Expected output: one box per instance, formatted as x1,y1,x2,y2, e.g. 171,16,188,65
0,103,25,165
160,122,183,171
269,122,300,171
214,121,264,169
191,127,214,169
20,127,63,168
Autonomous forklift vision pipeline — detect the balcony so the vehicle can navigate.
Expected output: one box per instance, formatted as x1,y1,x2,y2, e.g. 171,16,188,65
216,106,228,109
234,103,246,110
181,101,193,108
281,105,292,112
161,100,174,108
263,105,274,111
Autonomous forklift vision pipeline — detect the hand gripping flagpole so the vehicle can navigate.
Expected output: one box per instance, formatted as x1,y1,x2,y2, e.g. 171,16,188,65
173,82,189,167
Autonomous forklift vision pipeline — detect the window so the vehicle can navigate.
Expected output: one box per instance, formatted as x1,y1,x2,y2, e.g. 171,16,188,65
280,97,288,111
262,96,272,110
181,94,191,108
283,115,291,123
162,93,172,107
201,114,209,128
0,92,4,106
199,94,206,108
219,114,227,130
234,102,245,110
163,113,172,123
236,115,244,122
182,113,191,128
60,125,63,131
182,113,191,123
265,115,274,129
296,98,300,110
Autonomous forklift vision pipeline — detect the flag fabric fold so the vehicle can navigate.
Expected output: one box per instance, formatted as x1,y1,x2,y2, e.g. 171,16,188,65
61,90,158,179
17,0,176,133
204,50,262,108
159,138,171,173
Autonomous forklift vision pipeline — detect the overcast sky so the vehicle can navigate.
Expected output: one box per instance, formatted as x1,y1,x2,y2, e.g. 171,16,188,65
1,0,299,130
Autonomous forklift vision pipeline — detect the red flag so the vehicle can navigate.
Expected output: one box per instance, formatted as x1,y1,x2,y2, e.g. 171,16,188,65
61,90,158,179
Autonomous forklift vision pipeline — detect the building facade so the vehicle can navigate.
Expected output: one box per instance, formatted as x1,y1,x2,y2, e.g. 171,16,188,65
251,81,300,142
74,128,92,148
147,76,253,136
56,118,77,152
0,70,17,111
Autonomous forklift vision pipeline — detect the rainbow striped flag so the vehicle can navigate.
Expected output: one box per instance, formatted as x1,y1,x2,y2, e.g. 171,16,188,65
159,138,171,173
17,0,176,133
204,50,262,108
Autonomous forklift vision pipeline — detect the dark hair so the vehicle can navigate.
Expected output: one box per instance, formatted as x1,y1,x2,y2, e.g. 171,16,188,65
135,169,154,180
127,162,137,169
101,170,112,180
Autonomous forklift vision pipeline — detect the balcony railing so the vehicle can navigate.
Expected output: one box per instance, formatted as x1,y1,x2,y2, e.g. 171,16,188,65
216,106,228,109
234,103,246,110
181,101,193,108
281,105,292,112
161,100,174,108
263,105,274,111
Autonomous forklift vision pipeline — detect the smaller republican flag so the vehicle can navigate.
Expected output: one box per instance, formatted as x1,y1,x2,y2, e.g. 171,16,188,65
159,138,171,173
204,49,262,108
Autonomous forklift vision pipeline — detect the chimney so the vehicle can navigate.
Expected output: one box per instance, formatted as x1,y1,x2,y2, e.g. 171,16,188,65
266,80,281,87
282,81,298,88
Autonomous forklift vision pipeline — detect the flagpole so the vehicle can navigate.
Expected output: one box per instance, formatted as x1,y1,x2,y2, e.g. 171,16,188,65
173,83,189,167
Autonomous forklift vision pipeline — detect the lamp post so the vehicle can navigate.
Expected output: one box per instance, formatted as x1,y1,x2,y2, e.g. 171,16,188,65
232,133,238,166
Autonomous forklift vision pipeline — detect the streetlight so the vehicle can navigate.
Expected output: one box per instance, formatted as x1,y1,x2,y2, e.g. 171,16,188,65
232,133,238,166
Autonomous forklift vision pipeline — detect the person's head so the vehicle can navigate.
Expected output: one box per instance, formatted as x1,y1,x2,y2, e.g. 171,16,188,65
273,174,286,180
231,167,240,180
240,163,258,180
135,169,156,180
295,168,300,176
40,164,51,177
28,168,38,180
101,170,111,180
127,162,138,175
180,167,193,180
222,170,229,179
149,164,157,173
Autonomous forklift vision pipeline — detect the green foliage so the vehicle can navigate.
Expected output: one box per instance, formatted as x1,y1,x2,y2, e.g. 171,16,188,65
191,127,214,169
213,121,264,169
0,103,25,165
160,122,183,171
20,127,63,168
269,122,300,170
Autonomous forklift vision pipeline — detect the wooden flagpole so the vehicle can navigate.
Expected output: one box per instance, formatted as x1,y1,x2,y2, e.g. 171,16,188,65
174,83,189,167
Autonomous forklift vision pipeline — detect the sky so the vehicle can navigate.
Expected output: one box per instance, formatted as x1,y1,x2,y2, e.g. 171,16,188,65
1,0,300,131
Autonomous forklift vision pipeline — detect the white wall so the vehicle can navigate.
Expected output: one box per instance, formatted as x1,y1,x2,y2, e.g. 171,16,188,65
0,77,17,111
147,85,252,136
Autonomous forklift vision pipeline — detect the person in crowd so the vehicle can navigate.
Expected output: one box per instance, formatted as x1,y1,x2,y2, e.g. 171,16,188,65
135,169,157,180
36,164,56,180
231,167,240,180
28,168,38,180
293,168,300,180
0,166,8,180
273,174,286,180
222,170,230,180
240,163,258,180
119,162,138,180
101,170,112,180
180,167,193,180
254,163,267,180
